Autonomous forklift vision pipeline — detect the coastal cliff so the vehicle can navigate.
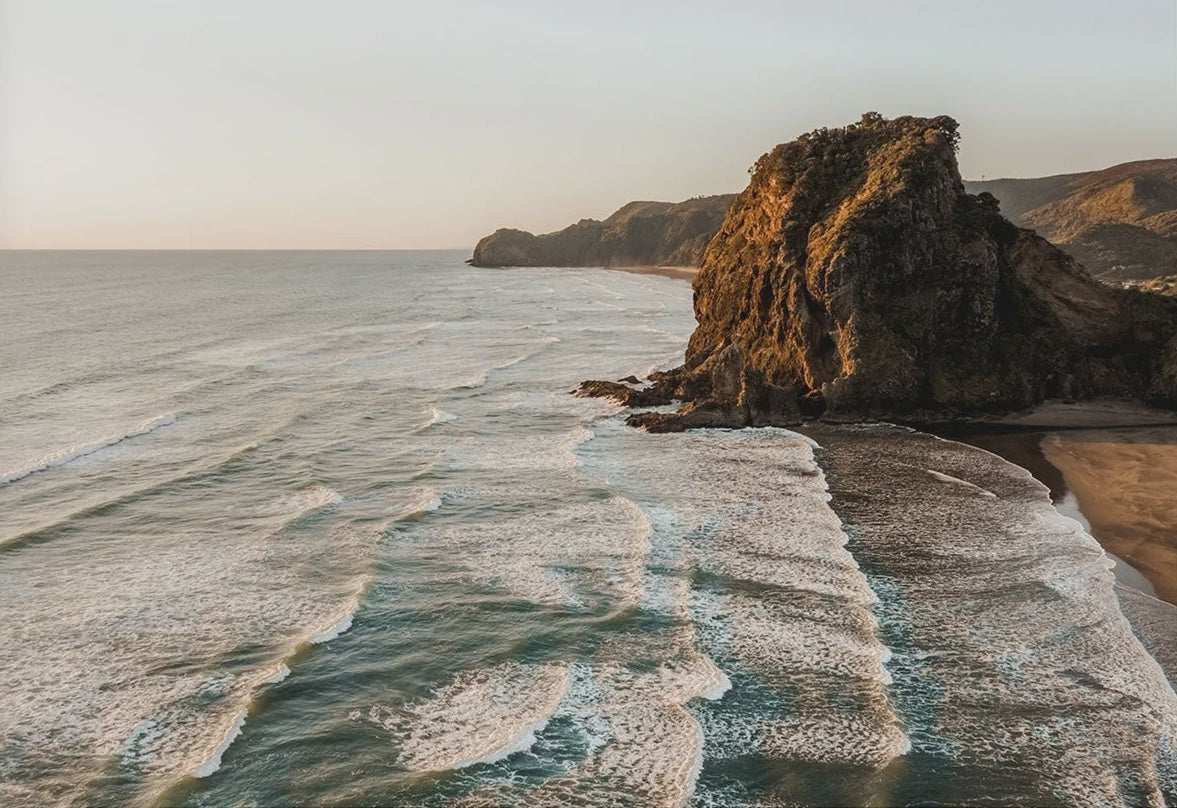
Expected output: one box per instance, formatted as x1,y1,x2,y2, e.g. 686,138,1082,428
470,195,734,268
473,161,1176,279
578,114,1177,430
966,159,1177,281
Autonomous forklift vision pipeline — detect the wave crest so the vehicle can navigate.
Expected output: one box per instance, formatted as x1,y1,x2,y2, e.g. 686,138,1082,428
0,414,176,486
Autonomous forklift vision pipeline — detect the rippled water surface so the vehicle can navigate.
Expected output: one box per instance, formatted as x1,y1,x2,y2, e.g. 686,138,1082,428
1,251,1174,807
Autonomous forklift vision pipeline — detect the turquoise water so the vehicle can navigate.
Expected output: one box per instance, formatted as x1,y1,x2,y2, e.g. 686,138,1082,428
1,251,1174,807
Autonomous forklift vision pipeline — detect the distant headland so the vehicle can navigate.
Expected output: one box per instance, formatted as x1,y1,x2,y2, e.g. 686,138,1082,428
471,158,1176,286
469,195,733,269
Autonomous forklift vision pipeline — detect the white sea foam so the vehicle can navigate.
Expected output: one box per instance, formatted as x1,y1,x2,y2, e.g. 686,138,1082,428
0,440,265,551
369,662,570,772
427,407,457,426
0,256,710,805
0,413,176,485
559,647,727,807
310,601,359,645
919,466,997,497
760,713,911,768
455,342,557,390
576,422,909,775
396,488,442,519
0,502,384,796
444,495,651,609
274,484,343,526
194,710,246,778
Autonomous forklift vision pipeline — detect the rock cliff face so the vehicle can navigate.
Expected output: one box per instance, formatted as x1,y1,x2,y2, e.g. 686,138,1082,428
966,159,1177,281
470,195,734,268
578,114,1177,430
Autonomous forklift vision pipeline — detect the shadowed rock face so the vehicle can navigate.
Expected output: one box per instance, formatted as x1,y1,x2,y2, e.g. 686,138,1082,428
470,195,734,268
577,114,1177,431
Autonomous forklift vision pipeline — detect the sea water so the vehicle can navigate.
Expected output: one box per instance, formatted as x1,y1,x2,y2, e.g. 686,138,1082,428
1,251,1174,807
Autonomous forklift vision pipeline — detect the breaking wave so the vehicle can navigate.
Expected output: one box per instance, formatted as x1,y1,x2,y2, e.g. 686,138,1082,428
0,413,176,486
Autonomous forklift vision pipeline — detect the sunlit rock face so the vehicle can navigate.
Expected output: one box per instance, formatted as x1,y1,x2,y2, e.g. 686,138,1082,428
581,113,1177,430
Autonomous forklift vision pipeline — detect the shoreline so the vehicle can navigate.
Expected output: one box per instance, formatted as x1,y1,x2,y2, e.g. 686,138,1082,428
950,424,1177,606
471,263,701,282
590,264,700,281
590,264,1177,604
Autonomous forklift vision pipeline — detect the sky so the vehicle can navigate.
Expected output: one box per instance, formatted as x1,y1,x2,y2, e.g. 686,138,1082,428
1,1,1174,249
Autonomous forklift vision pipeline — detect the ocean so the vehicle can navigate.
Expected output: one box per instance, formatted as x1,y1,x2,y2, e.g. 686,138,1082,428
1,250,1174,807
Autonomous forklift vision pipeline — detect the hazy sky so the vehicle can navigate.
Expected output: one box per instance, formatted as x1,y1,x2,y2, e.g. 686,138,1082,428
2,1,1174,249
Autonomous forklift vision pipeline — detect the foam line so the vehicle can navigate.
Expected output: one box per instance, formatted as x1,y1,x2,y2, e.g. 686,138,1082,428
0,414,176,485
194,710,246,778
921,467,997,497
396,488,442,519
575,423,910,775
426,407,457,426
811,424,1177,803
384,662,571,772
309,608,357,645
0,441,260,552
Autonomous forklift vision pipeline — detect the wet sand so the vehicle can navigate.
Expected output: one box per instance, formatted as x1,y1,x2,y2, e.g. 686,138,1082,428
1041,427,1177,604
988,399,1177,429
957,425,1177,606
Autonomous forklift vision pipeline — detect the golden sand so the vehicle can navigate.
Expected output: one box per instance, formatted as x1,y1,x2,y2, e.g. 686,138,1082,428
603,265,699,281
1041,427,1177,604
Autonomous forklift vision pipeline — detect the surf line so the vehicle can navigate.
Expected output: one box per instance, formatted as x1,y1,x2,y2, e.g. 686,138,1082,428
0,413,177,486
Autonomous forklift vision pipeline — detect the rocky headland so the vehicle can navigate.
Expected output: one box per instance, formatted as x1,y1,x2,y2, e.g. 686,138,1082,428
470,195,734,268
473,160,1176,283
966,159,1177,281
577,113,1177,431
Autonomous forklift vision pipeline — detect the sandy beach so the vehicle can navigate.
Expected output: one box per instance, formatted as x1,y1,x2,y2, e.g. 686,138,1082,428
955,423,1177,606
1041,427,1177,604
602,265,700,281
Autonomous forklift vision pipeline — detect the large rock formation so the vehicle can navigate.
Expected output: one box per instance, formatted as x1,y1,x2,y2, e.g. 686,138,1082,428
470,195,734,268
966,159,1177,281
578,114,1177,431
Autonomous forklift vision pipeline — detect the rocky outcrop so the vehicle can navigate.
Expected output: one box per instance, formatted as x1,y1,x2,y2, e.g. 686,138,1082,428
1137,274,1177,297
578,114,1177,431
966,159,1177,281
470,195,734,268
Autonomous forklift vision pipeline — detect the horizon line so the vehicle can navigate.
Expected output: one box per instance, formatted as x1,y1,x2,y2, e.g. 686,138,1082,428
0,246,476,253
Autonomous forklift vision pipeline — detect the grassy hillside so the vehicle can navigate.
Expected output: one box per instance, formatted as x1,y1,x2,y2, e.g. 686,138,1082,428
966,159,1177,280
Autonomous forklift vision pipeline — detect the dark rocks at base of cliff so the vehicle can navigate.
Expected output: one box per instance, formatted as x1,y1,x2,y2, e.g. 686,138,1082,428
575,345,803,432
578,113,1177,431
